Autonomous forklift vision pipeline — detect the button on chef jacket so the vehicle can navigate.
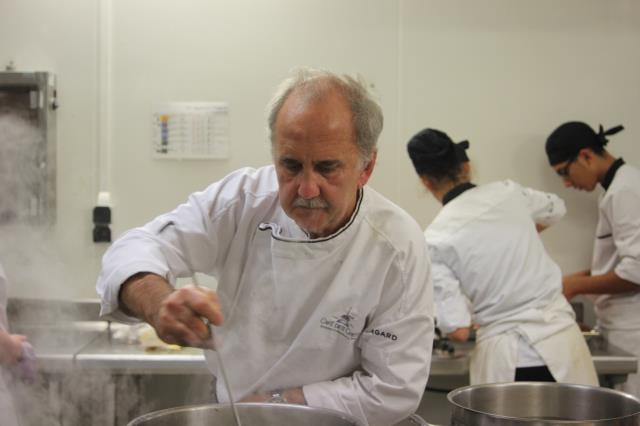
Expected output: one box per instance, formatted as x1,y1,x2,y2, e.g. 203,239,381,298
96,165,435,426
590,160,640,397
425,180,597,385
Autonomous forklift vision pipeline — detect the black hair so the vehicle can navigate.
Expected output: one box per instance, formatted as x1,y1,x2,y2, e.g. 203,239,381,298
545,122,624,165
406,128,470,184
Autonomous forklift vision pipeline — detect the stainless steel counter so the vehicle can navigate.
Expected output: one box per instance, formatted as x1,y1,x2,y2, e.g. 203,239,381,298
11,320,637,426
24,322,637,382
75,331,209,374
430,339,638,379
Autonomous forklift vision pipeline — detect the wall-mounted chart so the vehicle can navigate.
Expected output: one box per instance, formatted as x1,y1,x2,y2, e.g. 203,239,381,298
152,101,229,159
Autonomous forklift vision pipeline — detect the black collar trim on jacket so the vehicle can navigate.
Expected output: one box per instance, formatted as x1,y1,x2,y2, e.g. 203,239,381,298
442,182,477,206
258,188,364,243
601,158,625,191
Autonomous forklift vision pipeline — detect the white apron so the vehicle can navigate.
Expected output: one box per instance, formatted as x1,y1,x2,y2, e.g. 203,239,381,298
470,295,598,386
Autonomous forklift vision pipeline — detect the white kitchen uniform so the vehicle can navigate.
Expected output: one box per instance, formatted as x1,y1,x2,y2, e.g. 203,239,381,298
591,161,640,396
425,180,597,385
97,165,435,426
0,263,20,426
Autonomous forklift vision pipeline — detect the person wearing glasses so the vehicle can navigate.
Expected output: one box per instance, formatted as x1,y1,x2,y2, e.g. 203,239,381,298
407,128,597,386
545,121,640,396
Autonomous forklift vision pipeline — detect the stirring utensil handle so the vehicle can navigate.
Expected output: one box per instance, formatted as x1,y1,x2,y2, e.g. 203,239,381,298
171,222,243,426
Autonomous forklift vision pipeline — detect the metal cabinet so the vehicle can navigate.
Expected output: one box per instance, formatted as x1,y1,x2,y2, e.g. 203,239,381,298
0,71,57,223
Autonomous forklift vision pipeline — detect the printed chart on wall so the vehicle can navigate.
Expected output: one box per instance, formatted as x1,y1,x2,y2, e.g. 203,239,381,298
152,102,229,159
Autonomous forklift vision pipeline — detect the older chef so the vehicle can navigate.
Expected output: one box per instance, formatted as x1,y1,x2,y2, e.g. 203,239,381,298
407,128,598,386
97,68,434,426
546,121,640,396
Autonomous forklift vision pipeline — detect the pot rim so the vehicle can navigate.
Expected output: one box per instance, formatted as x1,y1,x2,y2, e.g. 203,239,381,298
126,402,366,426
447,381,640,423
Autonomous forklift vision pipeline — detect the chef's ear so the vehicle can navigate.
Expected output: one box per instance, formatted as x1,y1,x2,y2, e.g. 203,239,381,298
462,161,472,178
420,175,436,193
357,151,377,187
578,148,596,165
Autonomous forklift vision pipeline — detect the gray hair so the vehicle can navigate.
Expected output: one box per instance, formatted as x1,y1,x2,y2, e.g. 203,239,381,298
267,67,384,164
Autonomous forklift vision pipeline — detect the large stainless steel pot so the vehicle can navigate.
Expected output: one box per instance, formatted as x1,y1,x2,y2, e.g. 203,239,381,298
127,403,365,426
447,382,640,426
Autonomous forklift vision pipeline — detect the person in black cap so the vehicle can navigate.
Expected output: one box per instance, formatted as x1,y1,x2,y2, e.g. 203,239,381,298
545,121,640,397
407,128,597,386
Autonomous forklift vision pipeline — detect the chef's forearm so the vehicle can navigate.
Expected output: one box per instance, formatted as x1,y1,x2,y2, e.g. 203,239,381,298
118,272,173,324
564,271,639,297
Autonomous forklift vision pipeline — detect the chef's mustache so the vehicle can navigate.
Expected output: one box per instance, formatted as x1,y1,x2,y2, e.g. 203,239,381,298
292,197,329,209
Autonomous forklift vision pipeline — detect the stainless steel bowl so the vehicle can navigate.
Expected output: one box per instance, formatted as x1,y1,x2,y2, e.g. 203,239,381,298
448,382,640,426
127,403,365,426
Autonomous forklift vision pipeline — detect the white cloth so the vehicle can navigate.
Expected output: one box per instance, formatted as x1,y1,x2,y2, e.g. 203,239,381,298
97,165,435,426
0,263,20,426
590,163,640,396
425,180,597,384
471,295,597,385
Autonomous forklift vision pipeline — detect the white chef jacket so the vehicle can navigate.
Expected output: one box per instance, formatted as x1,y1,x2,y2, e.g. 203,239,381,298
425,180,597,385
0,263,20,426
590,162,640,396
97,165,435,426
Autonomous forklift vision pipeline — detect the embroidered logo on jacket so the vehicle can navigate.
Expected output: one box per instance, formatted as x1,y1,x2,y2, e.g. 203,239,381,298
320,308,359,340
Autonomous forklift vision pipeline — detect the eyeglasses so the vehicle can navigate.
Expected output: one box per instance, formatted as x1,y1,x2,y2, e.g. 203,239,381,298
556,154,578,178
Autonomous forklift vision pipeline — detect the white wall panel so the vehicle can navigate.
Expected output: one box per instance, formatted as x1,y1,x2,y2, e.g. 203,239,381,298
0,0,638,298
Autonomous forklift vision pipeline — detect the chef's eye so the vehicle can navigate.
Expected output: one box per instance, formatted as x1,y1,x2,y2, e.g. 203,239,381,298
316,162,339,175
281,158,302,173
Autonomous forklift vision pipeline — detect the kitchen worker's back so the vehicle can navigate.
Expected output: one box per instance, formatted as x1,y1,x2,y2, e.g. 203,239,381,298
407,127,596,386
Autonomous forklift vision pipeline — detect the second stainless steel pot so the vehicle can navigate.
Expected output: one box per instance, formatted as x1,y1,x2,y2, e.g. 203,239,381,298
447,382,640,426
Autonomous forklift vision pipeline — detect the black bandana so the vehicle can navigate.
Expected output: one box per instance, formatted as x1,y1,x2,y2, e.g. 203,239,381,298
545,121,624,166
407,128,470,176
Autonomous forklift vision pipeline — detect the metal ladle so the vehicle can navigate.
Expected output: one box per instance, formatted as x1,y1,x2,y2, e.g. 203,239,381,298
172,223,243,426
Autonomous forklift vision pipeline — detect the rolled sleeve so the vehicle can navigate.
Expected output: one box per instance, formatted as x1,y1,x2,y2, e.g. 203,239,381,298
95,180,233,324
96,229,177,323
518,182,566,227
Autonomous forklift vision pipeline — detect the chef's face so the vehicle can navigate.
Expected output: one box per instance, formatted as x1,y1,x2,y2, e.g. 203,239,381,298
552,151,598,191
273,88,375,238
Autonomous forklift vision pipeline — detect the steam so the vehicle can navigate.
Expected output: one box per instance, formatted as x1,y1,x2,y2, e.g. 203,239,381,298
0,113,43,224
0,112,142,425
0,112,213,425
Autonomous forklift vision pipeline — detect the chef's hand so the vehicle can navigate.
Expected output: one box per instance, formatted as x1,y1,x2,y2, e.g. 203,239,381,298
562,270,590,301
120,273,223,349
151,284,223,349
0,331,27,366
447,327,471,342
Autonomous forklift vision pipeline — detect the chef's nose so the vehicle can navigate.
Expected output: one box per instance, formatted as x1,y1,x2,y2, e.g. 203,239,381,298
298,170,321,199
